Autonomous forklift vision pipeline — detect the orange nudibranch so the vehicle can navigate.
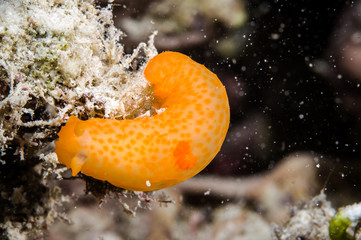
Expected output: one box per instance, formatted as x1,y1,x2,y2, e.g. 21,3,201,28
55,51,230,191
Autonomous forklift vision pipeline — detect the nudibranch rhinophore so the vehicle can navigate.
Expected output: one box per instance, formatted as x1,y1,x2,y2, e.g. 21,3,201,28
55,51,230,191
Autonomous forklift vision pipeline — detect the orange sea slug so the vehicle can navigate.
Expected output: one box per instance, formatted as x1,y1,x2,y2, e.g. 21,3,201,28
55,51,230,191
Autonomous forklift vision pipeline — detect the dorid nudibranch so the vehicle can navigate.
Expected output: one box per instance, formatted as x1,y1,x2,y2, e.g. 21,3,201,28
55,51,230,191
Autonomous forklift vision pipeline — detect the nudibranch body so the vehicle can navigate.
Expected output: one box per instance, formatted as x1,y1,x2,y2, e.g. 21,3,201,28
55,51,230,191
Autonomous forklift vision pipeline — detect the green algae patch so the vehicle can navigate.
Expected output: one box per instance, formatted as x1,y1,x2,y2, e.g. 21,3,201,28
329,212,353,240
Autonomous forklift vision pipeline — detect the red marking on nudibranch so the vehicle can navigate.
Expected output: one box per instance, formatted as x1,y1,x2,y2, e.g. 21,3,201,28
173,140,198,170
